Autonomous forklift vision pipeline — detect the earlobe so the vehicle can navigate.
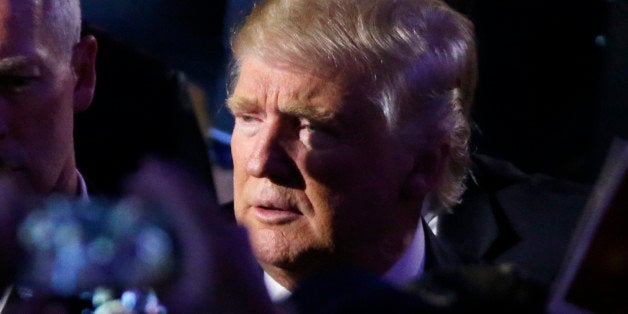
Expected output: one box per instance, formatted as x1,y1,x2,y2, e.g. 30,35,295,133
401,144,449,199
72,35,98,112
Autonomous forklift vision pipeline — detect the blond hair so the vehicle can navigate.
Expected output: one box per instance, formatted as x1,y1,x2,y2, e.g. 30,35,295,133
230,0,477,211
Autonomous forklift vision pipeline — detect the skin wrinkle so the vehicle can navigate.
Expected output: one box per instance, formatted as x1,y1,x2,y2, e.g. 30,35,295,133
230,0,476,291
231,57,421,290
228,96,337,126
0,57,36,72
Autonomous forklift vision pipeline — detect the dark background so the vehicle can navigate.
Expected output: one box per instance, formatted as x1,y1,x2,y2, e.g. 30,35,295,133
80,0,627,184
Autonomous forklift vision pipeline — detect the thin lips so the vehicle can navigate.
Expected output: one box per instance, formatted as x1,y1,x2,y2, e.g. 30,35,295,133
252,199,301,213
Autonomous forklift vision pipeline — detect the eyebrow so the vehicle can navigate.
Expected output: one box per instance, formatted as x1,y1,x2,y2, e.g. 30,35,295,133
226,96,258,114
280,102,336,123
0,56,38,73
226,96,337,123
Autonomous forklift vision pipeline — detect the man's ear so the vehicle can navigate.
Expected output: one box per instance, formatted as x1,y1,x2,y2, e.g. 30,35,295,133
401,143,449,200
72,34,97,113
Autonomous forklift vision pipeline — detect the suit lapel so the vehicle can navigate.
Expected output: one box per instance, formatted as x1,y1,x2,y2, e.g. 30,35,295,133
492,175,588,284
423,218,461,270
437,188,503,263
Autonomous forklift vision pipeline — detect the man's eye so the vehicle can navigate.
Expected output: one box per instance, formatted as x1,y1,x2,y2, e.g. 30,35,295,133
235,113,263,126
302,123,317,133
234,113,263,137
298,120,339,150
0,76,36,91
236,114,263,126
240,114,256,122
300,120,330,135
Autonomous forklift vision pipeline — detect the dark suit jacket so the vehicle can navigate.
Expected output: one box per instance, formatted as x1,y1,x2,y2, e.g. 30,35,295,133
438,154,590,286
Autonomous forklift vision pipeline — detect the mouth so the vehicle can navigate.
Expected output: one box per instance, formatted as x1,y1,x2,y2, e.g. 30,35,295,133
252,202,302,224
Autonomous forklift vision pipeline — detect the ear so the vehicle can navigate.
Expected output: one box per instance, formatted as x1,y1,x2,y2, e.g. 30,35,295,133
71,34,97,112
401,143,449,200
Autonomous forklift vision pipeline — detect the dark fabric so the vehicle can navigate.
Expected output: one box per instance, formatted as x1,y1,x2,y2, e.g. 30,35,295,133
404,264,547,313
438,154,590,286
285,268,438,314
422,219,461,271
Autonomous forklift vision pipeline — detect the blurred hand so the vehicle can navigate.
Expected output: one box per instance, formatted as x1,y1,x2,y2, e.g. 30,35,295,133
124,159,275,313
1,160,275,313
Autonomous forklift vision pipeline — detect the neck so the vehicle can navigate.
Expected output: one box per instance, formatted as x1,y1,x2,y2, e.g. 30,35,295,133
345,218,420,275
264,215,421,291
52,156,79,196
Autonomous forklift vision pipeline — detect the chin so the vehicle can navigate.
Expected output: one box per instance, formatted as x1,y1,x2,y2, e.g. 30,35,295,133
249,228,298,266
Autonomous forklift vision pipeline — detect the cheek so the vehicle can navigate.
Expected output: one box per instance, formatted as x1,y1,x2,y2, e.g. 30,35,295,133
19,86,75,165
301,150,364,221
231,136,249,180
32,93,73,144
20,75,73,122
304,147,377,190
230,136,253,214
302,146,401,215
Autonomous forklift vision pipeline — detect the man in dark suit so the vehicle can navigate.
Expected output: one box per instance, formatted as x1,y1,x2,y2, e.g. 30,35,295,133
438,154,590,286
0,0,97,311
226,0,477,301
0,0,96,198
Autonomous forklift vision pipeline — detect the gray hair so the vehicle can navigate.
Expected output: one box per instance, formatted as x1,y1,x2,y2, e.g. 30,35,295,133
230,0,477,212
41,0,82,58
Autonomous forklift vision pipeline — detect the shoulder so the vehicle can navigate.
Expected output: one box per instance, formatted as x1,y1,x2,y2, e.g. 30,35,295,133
438,154,590,285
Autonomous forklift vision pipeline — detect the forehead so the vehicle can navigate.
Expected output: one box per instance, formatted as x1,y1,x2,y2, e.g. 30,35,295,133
232,57,392,138
233,57,348,112
0,0,45,56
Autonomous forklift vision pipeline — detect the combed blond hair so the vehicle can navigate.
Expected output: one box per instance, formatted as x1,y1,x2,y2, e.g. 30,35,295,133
230,0,477,212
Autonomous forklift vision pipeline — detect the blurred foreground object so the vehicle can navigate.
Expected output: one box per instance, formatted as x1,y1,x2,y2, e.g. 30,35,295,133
16,196,176,297
285,264,546,313
1,161,273,313
548,139,628,313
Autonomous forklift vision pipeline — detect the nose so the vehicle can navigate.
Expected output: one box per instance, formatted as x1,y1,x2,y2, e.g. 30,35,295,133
245,121,296,182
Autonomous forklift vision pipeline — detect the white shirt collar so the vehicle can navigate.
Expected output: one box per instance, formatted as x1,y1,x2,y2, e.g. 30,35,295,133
263,220,426,302
76,169,89,202
264,272,291,302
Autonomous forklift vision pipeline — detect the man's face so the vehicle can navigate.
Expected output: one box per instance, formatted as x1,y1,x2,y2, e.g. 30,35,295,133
0,1,91,194
230,57,420,278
